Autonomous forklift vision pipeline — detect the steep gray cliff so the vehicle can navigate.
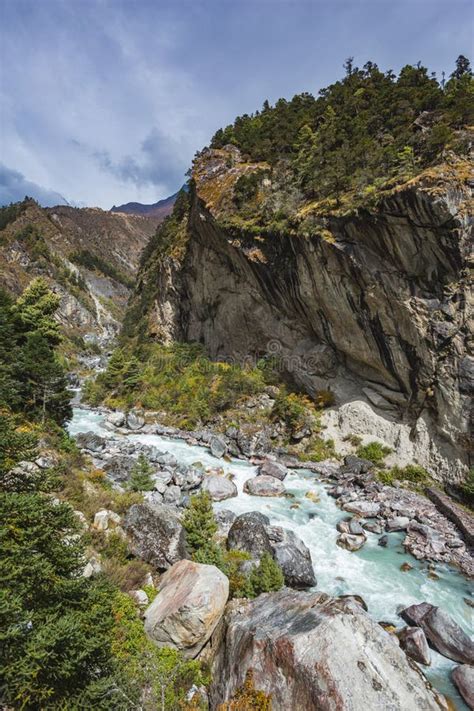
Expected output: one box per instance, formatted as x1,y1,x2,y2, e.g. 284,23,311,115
133,148,473,481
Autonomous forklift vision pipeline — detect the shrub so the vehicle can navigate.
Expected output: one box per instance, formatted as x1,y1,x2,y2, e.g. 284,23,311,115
218,669,272,710
379,464,430,487
356,441,392,466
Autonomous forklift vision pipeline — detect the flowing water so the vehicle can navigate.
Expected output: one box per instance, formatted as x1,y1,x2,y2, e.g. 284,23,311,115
69,407,473,709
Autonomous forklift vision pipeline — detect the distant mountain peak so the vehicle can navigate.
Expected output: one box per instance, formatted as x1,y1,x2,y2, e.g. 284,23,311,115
110,189,181,220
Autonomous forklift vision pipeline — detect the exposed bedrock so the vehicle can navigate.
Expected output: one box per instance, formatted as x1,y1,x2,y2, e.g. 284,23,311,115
141,169,472,481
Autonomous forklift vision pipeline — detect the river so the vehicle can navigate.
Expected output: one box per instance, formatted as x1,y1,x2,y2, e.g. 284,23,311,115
69,406,473,709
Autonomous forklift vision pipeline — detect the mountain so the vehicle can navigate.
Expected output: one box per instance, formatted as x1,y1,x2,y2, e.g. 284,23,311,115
0,198,156,348
124,61,473,483
110,190,179,220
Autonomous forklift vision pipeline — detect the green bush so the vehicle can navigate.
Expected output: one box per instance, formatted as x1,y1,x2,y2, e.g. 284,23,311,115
379,463,430,486
356,441,392,466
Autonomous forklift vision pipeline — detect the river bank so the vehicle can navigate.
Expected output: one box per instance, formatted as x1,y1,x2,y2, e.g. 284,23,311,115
69,405,473,709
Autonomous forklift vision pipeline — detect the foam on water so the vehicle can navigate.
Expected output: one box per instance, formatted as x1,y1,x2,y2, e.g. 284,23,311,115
69,408,473,709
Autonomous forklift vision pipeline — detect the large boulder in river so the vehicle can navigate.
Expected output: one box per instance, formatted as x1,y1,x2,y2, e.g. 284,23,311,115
267,526,316,588
202,474,237,501
106,411,125,428
400,602,474,664
209,590,442,710
257,459,288,481
123,502,186,570
227,512,272,559
209,435,227,459
144,559,229,659
452,665,474,709
126,411,145,430
398,626,431,666
244,475,285,497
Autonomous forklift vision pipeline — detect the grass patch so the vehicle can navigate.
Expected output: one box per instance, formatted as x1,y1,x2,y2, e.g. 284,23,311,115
356,441,392,466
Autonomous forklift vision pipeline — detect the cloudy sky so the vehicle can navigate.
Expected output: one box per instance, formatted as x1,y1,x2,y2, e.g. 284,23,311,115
0,0,472,209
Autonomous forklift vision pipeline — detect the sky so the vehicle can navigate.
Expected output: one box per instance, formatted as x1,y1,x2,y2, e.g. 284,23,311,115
0,0,472,210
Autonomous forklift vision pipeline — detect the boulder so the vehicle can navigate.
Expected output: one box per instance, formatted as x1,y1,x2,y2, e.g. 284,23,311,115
103,455,136,483
123,503,187,570
129,589,149,607
173,465,203,490
209,435,227,459
452,665,474,709
215,509,237,537
342,500,381,517
267,526,316,588
144,559,229,658
257,459,288,481
209,590,442,710
341,455,374,474
244,475,285,497
106,411,125,428
386,516,410,532
163,484,182,506
75,431,106,453
398,627,431,665
336,533,366,552
156,452,178,468
93,509,121,531
202,474,237,501
126,411,145,430
227,512,272,559
400,603,474,664
348,518,364,535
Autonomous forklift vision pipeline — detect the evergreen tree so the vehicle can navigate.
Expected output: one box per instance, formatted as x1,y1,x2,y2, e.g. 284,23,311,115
451,55,472,79
128,453,155,491
0,449,118,708
182,491,218,556
249,552,284,596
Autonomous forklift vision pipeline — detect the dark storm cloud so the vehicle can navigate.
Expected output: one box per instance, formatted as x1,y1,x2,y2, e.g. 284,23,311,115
0,164,68,207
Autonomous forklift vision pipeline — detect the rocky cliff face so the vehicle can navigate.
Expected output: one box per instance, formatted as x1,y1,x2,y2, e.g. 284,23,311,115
0,199,156,346
132,147,473,482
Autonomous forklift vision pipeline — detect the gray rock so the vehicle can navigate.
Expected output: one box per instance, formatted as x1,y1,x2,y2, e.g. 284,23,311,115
103,455,136,483
363,521,383,535
163,485,182,506
202,475,238,501
386,516,410,532
156,452,178,468
267,526,316,588
244,475,285,497
209,435,228,459
209,590,442,710
173,465,203,490
123,502,186,570
145,559,229,659
227,512,272,559
343,500,381,518
401,603,474,664
336,533,366,552
452,665,474,709
106,411,125,428
348,518,364,535
341,455,374,474
257,459,288,481
398,627,431,665
378,535,388,547
126,411,145,430
215,509,237,537
75,431,106,453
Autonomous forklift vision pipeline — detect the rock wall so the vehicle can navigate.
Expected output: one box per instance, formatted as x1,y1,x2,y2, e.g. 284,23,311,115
137,151,472,482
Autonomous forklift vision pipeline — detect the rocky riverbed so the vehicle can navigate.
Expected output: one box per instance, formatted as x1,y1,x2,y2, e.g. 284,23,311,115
69,406,474,710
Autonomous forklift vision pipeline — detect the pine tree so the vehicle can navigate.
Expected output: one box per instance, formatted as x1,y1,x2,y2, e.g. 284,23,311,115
249,552,284,596
128,453,154,491
182,491,218,555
